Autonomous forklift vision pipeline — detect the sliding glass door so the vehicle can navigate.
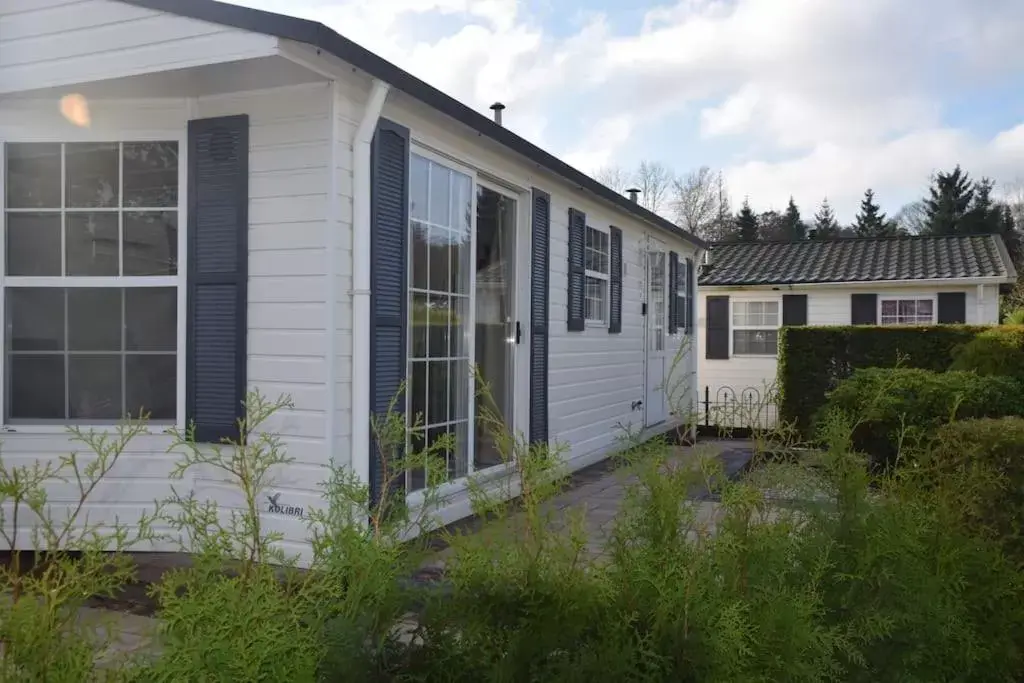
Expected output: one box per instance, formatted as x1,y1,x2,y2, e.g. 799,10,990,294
406,151,518,491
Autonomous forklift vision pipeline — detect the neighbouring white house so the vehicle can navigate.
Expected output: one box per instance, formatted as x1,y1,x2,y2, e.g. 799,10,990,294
697,234,1018,428
0,0,705,558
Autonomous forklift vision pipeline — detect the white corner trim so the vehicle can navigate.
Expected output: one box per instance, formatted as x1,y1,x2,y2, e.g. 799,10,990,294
351,80,391,487
325,82,340,465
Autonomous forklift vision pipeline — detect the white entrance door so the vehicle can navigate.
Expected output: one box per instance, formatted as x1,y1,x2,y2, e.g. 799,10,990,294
645,239,668,426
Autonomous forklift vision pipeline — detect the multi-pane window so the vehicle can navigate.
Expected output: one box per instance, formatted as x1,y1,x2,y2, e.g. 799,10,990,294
880,298,933,325
584,226,609,323
733,300,779,355
3,142,180,422
407,153,472,491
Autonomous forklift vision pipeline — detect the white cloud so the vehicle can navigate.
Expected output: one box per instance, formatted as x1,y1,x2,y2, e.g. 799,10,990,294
232,0,1024,218
725,121,1024,220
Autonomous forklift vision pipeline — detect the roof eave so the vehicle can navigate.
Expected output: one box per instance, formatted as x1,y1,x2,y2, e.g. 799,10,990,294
699,275,1016,289
120,0,707,250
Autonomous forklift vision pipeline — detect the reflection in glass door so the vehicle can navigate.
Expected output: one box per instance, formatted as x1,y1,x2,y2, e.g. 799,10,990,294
473,184,516,471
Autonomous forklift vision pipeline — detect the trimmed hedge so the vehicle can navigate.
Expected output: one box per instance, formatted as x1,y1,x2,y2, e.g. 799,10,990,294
778,325,990,434
815,368,1024,467
949,326,1024,380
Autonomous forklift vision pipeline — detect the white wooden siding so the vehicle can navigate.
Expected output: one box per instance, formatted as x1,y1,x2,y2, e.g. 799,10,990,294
0,0,278,94
0,83,337,555
697,283,1002,428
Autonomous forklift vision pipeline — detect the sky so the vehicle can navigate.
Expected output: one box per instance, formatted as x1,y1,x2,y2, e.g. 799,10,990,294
230,0,1024,223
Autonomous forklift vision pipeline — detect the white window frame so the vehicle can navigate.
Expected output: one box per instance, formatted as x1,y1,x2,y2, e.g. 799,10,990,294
731,300,780,356
878,296,936,326
0,129,187,432
584,224,610,326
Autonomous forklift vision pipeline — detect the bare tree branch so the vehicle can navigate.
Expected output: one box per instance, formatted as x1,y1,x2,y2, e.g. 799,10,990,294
635,160,673,215
593,165,634,194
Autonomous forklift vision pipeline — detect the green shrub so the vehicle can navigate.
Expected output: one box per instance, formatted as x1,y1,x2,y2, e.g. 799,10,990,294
778,325,988,434
1004,308,1024,325
816,367,1024,466
949,325,1024,379
921,417,1024,562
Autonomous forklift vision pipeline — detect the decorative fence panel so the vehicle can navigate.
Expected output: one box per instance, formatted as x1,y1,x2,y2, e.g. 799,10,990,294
697,385,778,434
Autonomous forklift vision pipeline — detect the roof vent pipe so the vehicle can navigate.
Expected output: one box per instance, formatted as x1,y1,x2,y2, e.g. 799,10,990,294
626,188,641,203
489,102,506,125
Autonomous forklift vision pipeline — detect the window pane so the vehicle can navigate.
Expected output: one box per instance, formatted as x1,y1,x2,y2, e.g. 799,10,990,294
5,143,61,209
7,212,62,276
122,142,178,208
451,173,472,240
125,287,176,351
8,355,65,420
426,294,451,359
410,220,429,291
65,142,119,208
428,163,450,226
66,212,119,276
69,355,121,419
426,360,449,425
409,155,429,221
450,228,471,296
68,288,121,351
123,211,177,275
410,292,428,358
450,294,469,358
881,300,897,316
409,361,427,425
585,275,606,321
917,299,933,317
8,288,64,351
126,354,175,420
734,329,779,355
427,226,451,293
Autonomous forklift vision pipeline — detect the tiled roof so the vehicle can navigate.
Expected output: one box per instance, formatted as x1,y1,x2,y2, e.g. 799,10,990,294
699,234,1016,286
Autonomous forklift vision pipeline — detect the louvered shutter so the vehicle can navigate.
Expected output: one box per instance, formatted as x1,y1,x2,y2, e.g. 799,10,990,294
567,208,586,331
782,294,808,326
685,256,695,335
530,188,551,444
186,115,249,443
937,292,966,323
706,295,730,359
851,293,877,325
369,118,410,502
668,251,680,334
608,226,623,334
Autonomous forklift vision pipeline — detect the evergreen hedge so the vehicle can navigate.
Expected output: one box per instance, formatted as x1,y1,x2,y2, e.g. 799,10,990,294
777,325,989,434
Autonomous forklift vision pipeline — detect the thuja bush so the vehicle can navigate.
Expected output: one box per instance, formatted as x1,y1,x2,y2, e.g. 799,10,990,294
0,419,163,682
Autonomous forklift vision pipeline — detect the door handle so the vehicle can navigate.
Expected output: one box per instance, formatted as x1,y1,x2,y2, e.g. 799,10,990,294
641,302,647,316
515,320,522,344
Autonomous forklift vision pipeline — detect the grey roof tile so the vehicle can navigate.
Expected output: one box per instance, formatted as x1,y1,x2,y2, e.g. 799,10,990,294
699,234,1014,286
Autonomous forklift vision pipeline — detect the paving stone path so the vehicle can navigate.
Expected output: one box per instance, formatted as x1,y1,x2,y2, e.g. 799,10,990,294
76,438,755,663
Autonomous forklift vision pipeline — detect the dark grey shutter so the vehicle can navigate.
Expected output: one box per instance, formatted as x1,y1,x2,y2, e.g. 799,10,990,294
685,257,695,335
706,295,730,360
937,292,966,324
608,226,622,334
369,118,410,501
782,294,808,326
567,208,586,331
668,251,680,334
850,293,877,325
530,188,551,444
186,115,249,444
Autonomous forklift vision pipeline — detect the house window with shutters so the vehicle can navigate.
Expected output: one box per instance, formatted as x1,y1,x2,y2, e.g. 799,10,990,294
584,226,609,323
2,141,181,422
879,298,934,325
732,300,779,355
676,259,688,333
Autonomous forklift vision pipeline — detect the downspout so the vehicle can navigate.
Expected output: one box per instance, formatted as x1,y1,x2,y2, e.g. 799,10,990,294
351,80,391,486
325,82,339,468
